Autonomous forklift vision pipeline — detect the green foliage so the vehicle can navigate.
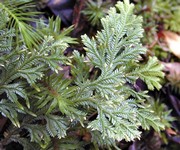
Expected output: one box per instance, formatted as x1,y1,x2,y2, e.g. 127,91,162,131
0,99,21,127
81,0,164,143
82,0,112,26
0,0,42,48
148,98,175,128
164,8,180,32
44,137,87,150
0,1,76,147
132,57,164,90
24,124,50,148
0,0,167,149
137,0,180,33
153,0,180,32
44,114,68,138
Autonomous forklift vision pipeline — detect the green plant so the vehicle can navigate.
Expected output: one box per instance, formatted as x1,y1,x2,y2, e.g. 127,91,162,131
164,8,180,32
153,0,180,32
148,98,175,128
136,0,180,33
82,0,112,26
0,0,165,149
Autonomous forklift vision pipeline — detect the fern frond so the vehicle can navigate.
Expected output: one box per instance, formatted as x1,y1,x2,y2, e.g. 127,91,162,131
18,65,44,85
80,0,165,143
0,9,9,29
138,108,165,132
0,99,21,127
148,98,175,128
44,114,68,139
37,17,77,45
88,97,141,141
36,74,86,122
90,130,118,149
91,67,125,97
82,0,111,26
81,0,147,98
24,124,50,148
0,29,15,52
0,83,29,109
71,51,91,83
0,0,42,48
133,57,164,90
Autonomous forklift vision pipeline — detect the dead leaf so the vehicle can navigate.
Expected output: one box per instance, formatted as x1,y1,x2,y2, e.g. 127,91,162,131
162,31,180,58
162,62,180,85
83,132,92,142
166,128,177,135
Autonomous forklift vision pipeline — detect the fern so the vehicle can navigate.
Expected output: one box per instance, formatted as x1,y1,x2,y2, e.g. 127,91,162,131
131,57,164,90
148,98,175,128
0,1,76,147
44,114,68,139
82,0,112,26
80,0,164,143
0,0,166,149
164,7,180,32
0,99,21,127
24,124,50,148
149,0,180,32
0,0,42,48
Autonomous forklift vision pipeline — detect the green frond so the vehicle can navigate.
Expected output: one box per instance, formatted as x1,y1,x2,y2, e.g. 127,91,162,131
0,29,15,52
138,108,165,132
44,114,68,139
0,9,15,52
37,17,77,44
114,46,146,66
0,99,21,127
148,98,175,128
134,57,164,90
90,131,118,149
35,74,86,122
0,83,29,109
24,124,50,148
91,67,125,97
81,0,146,98
82,0,111,26
80,0,165,143
19,65,44,85
88,97,141,141
0,9,9,29
71,51,91,83
0,0,42,48
118,86,149,100
36,35,68,72
82,0,145,71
